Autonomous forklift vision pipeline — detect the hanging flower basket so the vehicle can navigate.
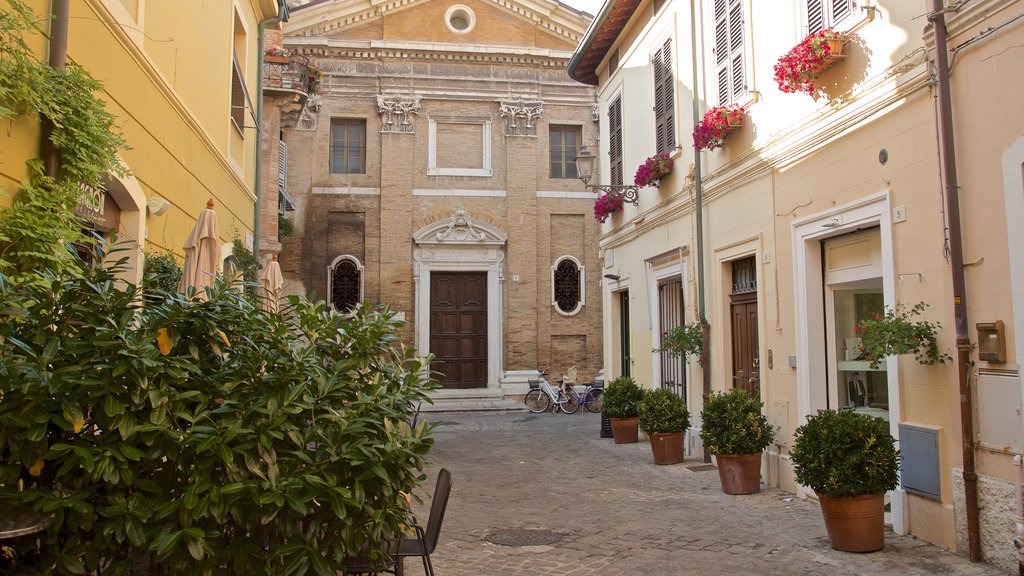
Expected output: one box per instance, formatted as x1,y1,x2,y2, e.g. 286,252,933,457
773,28,850,96
594,191,625,223
692,104,745,152
634,153,674,188
305,62,324,94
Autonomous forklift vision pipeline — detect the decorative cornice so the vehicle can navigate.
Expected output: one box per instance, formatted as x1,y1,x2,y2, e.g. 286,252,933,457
377,95,420,133
500,99,543,136
285,39,575,67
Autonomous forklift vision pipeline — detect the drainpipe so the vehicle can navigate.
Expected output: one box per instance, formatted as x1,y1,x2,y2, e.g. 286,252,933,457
253,0,288,263
689,0,711,463
929,0,980,562
42,0,70,179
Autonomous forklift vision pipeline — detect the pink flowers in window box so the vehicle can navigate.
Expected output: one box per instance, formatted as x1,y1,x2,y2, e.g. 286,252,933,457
634,152,674,188
594,191,625,223
773,28,850,96
692,104,745,151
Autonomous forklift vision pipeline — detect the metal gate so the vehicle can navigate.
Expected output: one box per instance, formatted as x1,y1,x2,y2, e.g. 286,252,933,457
658,277,686,403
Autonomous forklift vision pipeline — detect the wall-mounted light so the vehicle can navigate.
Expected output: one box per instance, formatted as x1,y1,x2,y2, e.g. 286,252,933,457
603,273,621,281
147,197,170,216
575,145,642,206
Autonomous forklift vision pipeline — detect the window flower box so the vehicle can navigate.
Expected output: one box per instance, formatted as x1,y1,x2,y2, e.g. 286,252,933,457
264,47,291,64
593,191,624,223
692,104,745,152
773,28,850,96
634,152,674,188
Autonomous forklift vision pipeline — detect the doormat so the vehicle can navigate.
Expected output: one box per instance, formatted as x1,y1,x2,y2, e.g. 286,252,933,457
687,464,717,472
485,528,562,547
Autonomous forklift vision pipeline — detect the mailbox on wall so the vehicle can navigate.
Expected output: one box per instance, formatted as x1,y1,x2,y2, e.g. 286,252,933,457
976,321,1006,363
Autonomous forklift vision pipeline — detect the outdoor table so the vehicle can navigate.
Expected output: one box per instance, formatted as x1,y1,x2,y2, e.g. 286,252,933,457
0,504,52,540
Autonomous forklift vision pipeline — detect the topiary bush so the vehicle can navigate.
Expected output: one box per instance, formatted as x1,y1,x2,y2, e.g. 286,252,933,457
790,409,899,499
700,387,775,455
602,376,644,419
0,254,436,575
637,388,689,435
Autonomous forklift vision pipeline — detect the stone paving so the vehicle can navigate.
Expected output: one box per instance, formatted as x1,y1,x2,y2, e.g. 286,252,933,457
399,410,1007,576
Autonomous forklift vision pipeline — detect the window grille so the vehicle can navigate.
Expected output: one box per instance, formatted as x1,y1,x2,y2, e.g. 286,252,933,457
330,258,362,311
731,256,757,294
658,277,686,403
552,257,583,315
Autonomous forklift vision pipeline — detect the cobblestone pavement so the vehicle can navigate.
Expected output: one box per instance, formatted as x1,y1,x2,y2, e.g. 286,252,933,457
399,410,1006,576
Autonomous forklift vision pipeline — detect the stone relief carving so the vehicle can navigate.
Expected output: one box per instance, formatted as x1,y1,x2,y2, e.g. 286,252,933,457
592,102,600,122
377,95,421,133
436,209,487,242
297,94,322,131
499,99,543,137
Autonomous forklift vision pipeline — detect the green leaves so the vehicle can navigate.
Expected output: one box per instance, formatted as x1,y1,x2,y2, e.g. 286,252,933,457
700,387,775,455
602,376,645,419
856,301,951,369
637,387,689,435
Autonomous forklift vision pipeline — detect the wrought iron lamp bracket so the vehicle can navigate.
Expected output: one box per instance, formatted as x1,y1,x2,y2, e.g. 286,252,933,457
586,184,640,206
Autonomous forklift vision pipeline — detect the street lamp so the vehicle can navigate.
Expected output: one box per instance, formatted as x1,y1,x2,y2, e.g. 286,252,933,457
574,145,641,206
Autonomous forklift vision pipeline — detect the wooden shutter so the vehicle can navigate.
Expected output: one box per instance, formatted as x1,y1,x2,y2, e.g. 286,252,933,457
806,0,825,34
652,38,675,154
807,0,852,34
831,0,852,25
608,96,623,186
714,0,744,105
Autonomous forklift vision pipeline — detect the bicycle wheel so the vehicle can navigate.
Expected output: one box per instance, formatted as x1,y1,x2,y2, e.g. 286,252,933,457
524,389,550,413
559,392,580,414
584,389,603,413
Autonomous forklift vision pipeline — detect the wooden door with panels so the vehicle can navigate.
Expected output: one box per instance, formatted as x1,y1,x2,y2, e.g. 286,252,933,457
729,257,760,399
430,272,488,389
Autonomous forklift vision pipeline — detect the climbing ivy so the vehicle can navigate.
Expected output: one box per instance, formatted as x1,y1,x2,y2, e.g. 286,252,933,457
0,0,129,278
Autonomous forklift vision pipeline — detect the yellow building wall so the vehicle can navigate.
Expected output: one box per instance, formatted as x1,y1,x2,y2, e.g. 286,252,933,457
1,0,274,266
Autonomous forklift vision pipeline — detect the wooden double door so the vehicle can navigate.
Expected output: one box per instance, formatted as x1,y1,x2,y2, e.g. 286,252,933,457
430,272,488,389
730,293,760,399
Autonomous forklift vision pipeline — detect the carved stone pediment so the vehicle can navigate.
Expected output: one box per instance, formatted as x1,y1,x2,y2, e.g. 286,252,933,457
413,210,507,246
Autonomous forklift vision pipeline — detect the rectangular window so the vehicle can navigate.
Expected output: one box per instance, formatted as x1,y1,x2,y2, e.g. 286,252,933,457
549,125,581,179
652,37,675,153
714,0,746,105
608,96,623,186
807,0,853,34
330,119,366,174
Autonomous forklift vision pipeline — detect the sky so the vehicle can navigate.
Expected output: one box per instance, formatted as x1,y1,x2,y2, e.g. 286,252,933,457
560,0,605,17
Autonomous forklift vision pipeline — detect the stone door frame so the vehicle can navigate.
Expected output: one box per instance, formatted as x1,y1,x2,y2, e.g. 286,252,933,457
413,210,507,389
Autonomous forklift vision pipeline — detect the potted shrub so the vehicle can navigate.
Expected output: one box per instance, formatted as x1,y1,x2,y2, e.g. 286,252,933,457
602,376,645,444
790,409,900,552
700,387,775,494
692,105,745,151
773,28,850,96
855,301,951,369
637,388,690,465
633,152,673,188
653,321,704,365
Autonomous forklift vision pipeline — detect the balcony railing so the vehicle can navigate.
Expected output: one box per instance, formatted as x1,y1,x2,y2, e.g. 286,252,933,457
262,55,318,95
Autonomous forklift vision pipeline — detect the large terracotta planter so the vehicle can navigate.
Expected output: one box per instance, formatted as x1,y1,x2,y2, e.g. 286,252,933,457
609,417,638,444
715,453,762,495
647,431,684,465
816,492,886,552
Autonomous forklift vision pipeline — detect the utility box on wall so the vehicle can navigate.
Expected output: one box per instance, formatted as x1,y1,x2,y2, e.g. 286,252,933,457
976,321,1006,363
899,423,941,500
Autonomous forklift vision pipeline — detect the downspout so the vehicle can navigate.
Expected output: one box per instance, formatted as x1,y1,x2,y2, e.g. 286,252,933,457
254,0,287,263
42,0,70,179
929,0,980,562
689,0,710,463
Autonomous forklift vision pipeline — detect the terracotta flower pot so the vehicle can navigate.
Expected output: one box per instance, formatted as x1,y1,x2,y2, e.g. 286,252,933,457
609,417,638,444
816,492,886,552
647,431,684,465
715,453,762,494
264,54,290,64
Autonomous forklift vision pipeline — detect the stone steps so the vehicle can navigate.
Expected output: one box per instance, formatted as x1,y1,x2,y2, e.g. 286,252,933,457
418,388,526,413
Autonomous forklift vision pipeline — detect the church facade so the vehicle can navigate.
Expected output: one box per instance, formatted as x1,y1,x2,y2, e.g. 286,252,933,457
270,0,601,401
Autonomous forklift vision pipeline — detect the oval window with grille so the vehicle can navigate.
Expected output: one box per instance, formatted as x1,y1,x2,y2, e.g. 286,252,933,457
552,256,583,316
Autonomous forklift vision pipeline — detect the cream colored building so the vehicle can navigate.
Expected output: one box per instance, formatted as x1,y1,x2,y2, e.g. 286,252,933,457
267,0,601,405
570,0,1024,568
0,0,282,282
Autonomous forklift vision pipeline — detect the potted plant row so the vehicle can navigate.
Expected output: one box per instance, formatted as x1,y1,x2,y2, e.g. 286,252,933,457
602,376,645,443
790,409,900,552
634,152,673,188
692,104,745,151
700,387,774,494
773,28,850,96
638,388,689,465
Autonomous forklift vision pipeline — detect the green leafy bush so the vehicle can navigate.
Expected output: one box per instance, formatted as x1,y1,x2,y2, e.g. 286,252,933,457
142,250,182,293
653,321,704,364
700,388,774,455
278,214,295,239
602,376,644,419
637,388,689,435
790,409,899,499
0,255,436,575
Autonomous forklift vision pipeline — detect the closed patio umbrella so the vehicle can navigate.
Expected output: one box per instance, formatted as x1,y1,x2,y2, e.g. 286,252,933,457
259,254,284,313
177,199,221,300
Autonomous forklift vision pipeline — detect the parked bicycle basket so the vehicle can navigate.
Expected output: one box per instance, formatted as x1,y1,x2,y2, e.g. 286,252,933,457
528,379,541,390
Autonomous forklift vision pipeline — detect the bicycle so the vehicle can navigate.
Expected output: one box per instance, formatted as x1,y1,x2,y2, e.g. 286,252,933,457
524,371,604,414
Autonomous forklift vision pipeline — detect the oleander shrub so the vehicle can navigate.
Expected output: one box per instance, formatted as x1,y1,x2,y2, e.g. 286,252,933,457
700,388,774,455
637,388,689,435
0,254,436,576
602,376,645,420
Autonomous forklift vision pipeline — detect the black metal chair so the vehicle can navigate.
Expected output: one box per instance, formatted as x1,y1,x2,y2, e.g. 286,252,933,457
385,468,452,576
